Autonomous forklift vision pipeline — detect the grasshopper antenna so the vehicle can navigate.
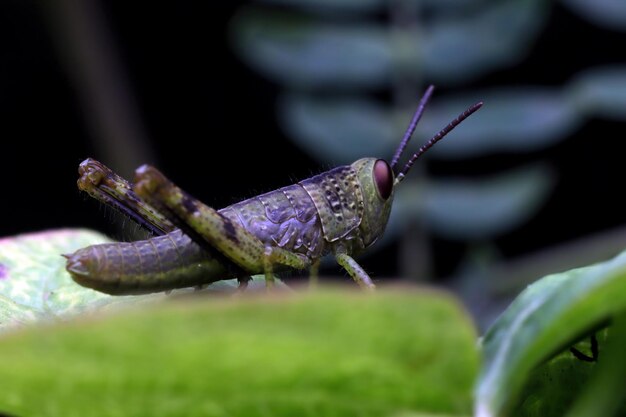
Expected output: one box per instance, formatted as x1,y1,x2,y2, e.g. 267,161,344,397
396,101,483,183
390,85,435,172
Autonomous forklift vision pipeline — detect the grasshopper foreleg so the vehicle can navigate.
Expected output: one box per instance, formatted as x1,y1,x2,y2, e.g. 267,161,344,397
335,251,375,290
133,165,312,287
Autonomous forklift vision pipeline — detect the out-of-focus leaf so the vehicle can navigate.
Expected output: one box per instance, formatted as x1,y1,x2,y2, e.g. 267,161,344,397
570,66,626,120
475,248,626,417
279,94,395,164
0,229,156,332
561,0,626,31
279,89,581,165
256,0,384,14
565,315,626,417
0,229,283,333
508,331,611,417
392,164,555,240
232,1,546,88
255,0,482,15
421,89,581,159
231,8,395,88
422,0,547,84
0,289,479,417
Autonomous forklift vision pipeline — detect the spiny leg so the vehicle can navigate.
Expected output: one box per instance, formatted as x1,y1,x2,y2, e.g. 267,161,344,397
335,251,375,290
133,165,311,286
76,158,175,235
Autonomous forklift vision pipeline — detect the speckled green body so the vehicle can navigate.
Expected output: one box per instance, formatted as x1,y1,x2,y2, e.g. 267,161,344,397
67,158,393,294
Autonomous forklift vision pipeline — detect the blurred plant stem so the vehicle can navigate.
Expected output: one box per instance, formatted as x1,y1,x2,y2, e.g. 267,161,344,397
390,0,431,282
41,0,155,179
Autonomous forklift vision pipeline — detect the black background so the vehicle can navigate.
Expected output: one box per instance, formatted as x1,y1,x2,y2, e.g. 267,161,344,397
1,1,626,281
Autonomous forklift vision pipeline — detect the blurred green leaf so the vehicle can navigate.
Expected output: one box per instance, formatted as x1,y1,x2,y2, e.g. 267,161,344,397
255,0,482,15
279,94,395,164
0,229,281,332
0,289,478,417
279,89,581,164
256,0,384,14
232,1,546,89
390,164,555,240
561,0,626,31
423,89,581,159
422,0,547,84
565,316,626,417
510,333,605,417
0,229,157,332
475,248,626,417
231,8,395,88
570,66,626,119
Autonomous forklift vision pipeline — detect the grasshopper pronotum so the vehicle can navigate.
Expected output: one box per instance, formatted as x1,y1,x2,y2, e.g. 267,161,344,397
65,86,482,294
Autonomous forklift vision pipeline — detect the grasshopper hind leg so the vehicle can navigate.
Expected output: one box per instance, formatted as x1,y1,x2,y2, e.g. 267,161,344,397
76,158,176,236
133,165,312,288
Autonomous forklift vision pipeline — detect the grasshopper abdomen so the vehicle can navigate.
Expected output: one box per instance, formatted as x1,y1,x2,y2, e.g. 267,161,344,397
67,229,232,294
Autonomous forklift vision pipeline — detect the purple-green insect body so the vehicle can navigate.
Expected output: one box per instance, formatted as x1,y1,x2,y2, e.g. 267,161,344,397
66,86,482,294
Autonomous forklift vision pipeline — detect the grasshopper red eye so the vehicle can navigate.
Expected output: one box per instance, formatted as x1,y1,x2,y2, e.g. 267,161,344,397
374,159,393,200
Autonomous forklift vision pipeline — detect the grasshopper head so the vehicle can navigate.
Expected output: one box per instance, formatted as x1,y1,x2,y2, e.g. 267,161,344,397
352,86,483,250
351,157,395,248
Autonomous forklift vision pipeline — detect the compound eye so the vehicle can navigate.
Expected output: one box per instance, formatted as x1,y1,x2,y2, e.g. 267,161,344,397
373,159,393,200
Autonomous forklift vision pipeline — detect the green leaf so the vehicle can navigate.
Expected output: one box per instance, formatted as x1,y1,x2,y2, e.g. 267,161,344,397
0,289,478,417
561,0,626,31
279,94,395,164
422,0,547,84
231,8,395,88
475,248,626,417
0,229,131,331
0,229,280,332
510,333,605,417
421,89,581,159
232,1,547,88
564,315,626,417
279,89,581,166
570,66,626,120
256,0,384,14
390,164,555,240
254,0,482,15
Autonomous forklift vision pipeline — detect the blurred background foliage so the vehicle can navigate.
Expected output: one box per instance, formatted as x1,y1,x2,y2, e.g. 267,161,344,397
230,0,626,326
1,0,626,329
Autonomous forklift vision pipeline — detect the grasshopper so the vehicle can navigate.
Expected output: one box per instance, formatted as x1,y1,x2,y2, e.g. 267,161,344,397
65,86,482,294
